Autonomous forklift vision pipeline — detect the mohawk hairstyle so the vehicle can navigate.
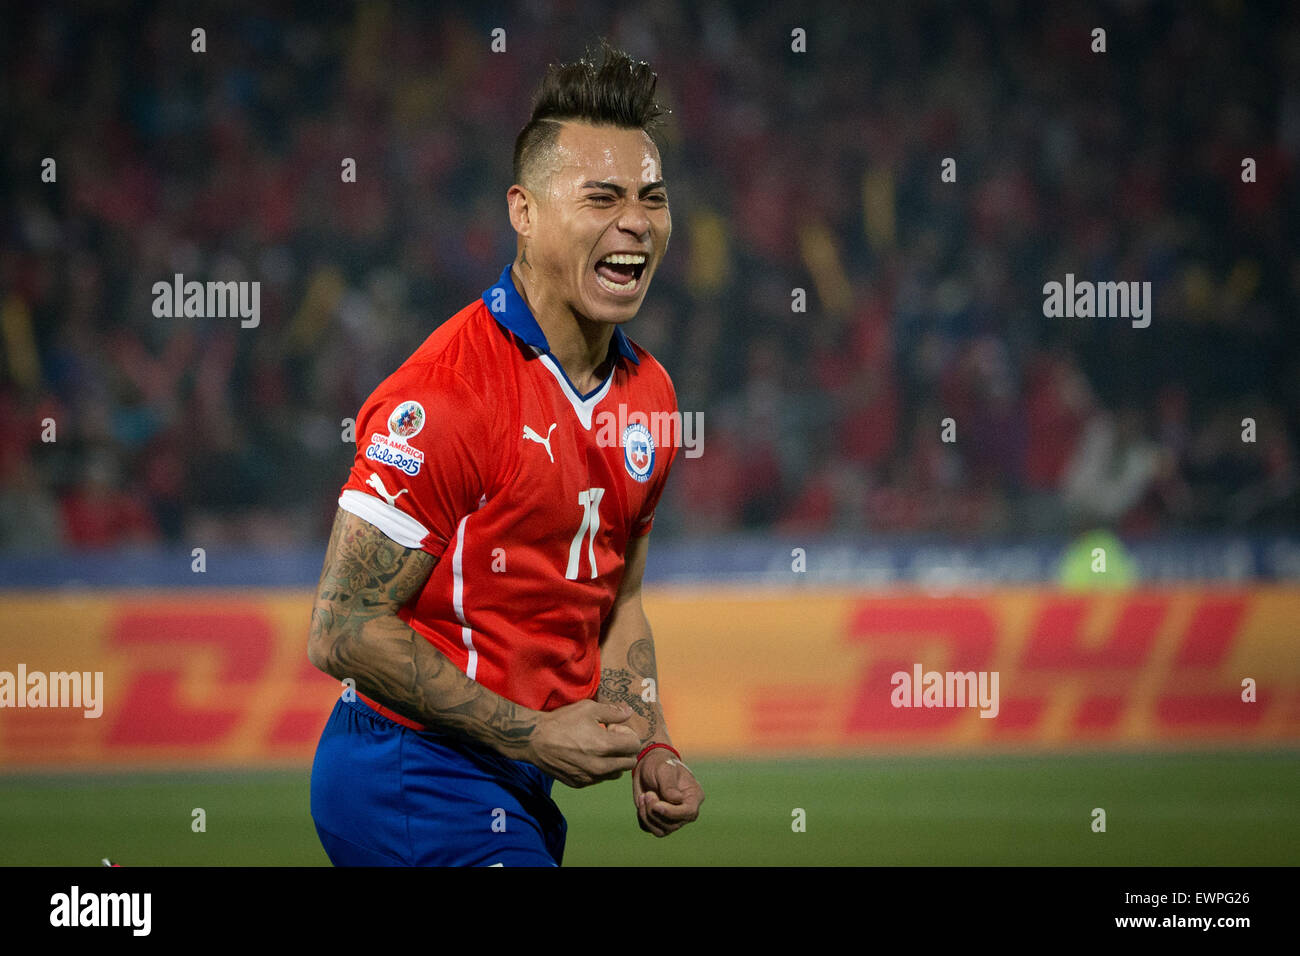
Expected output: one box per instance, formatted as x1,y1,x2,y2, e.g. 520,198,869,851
513,39,667,191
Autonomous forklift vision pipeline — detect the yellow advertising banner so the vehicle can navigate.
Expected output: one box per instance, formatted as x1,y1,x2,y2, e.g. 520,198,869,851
0,587,1296,766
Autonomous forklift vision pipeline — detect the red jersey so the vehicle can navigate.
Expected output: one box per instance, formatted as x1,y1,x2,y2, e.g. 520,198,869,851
338,265,678,717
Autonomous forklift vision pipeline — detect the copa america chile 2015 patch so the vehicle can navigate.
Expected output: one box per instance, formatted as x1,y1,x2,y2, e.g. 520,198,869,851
365,400,427,476
622,421,655,482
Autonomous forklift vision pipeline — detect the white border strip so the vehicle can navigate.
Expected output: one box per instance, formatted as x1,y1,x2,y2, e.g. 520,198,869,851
338,489,429,549
537,352,613,429
451,514,477,680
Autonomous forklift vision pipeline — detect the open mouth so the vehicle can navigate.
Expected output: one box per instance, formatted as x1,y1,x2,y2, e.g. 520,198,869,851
594,252,648,295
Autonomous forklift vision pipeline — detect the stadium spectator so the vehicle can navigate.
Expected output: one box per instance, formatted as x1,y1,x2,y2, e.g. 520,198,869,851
1,1,1295,547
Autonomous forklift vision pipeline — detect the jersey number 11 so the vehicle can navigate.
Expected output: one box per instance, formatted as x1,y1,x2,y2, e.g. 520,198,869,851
565,487,605,580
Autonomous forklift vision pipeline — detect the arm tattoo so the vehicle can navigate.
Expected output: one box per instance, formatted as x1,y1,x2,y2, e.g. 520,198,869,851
309,510,537,757
627,638,656,677
597,636,661,746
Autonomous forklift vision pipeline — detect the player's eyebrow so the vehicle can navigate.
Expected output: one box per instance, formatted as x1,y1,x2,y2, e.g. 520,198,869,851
581,180,668,197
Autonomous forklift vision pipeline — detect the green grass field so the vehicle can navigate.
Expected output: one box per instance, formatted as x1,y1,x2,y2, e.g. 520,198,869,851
1,751,1296,865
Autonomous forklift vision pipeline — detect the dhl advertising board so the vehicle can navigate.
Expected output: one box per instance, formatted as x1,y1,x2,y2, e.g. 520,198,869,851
0,588,1297,766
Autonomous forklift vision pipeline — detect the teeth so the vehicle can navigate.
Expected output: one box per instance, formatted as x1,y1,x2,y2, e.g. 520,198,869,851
596,272,638,292
601,253,647,265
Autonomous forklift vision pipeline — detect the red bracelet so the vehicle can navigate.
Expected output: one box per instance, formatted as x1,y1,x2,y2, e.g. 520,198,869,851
637,742,681,763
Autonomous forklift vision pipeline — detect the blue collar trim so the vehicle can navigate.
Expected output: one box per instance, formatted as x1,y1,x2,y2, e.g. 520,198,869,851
482,264,640,366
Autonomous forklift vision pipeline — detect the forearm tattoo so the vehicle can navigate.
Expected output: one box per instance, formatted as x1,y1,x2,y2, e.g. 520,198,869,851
598,636,661,746
309,510,537,756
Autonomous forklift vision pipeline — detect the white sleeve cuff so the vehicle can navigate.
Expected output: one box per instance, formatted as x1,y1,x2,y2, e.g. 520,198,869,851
339,489,431,550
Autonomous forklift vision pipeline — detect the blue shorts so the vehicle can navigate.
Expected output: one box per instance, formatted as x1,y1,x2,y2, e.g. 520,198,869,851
310,695,567,866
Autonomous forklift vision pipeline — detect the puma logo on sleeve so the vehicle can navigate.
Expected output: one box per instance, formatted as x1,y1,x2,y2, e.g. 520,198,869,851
367,471,410,508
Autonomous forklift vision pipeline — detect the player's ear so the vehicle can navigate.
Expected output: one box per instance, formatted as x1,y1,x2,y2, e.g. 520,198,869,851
507,184,534,238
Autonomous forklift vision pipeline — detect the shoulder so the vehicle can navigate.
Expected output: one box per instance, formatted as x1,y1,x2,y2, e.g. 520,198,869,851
621,335,678,409
366,299,516,420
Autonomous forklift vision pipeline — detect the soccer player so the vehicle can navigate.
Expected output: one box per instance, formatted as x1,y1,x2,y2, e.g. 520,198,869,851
306,42,704,866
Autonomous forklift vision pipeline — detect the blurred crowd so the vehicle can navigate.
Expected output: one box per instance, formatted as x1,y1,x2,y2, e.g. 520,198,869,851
1,0,1297,551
